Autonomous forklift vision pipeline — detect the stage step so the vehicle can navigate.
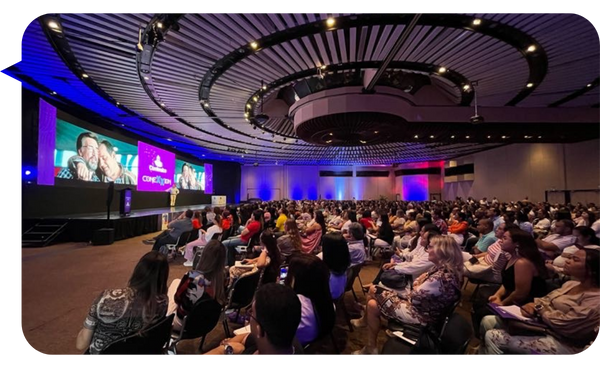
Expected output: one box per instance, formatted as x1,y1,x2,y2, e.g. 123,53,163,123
22,220,70,247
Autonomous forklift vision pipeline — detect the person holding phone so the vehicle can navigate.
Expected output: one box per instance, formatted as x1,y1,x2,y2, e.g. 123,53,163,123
227,229,282,287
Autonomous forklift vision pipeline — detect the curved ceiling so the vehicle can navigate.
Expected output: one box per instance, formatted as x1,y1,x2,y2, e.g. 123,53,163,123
4,13,599,165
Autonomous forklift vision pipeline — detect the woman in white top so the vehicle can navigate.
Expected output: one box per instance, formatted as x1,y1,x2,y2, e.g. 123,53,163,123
182,214,223,266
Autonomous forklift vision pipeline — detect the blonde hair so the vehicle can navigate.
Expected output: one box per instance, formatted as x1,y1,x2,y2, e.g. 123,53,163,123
429,235,463,278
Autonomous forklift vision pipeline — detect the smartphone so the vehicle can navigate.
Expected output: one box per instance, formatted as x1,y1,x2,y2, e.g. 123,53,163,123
279,266,288,284
469,257,479,265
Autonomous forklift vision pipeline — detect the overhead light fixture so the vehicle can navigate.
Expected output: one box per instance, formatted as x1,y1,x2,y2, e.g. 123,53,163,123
82,73,89,78
326,18,335,27
430,135,435,138
253,80,270,124
116,102,120,106
253,96,258,102
202,154,205,157
326,140,333,144
244,112,248,118
487,135,491,139
160,103,165,107
320,65,327,70
374,131,379,134
50,91,57,95
524,135,532,139
587,83,592,88
451,135,455,139
414,135,419,138
262,85,267,90
466,135,470,139
156,22,163,29
462,84,471,91
359,140,367,144
144,76,149,80
526,45,536,53
438,66,447,74
246,103,252,109
48,20,60,29
203,102,209,108
250,41,258,49
472,19,481,26
526,83,534,88
538,136,542,139
502,136,508,139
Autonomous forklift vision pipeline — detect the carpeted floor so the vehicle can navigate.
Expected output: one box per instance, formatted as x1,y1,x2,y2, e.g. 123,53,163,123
22,234,480,354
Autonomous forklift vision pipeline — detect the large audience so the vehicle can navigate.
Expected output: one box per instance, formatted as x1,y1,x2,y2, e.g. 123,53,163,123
76,196,600,354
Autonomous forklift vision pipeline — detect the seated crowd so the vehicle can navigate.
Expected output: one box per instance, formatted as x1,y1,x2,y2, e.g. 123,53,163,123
77,196,600,354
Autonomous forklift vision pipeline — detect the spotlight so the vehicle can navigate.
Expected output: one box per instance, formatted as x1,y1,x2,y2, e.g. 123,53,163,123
438,66,447,73
472,19,481,26
326,18,335,27
250,41,258,49
526,45,536,53
526,83,534,88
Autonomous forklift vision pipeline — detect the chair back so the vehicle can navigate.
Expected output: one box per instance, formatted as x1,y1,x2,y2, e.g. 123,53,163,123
211,231,222,241
345,263,363,293
248,230,262,247
100,314,175,354
438,313,472,354
226,270,261,310
220,227,232,242
180,294,222,340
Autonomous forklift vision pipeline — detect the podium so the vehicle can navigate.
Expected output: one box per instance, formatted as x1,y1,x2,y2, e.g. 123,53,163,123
120,188,132,216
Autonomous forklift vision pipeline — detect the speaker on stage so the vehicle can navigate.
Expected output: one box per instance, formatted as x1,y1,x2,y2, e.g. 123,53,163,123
92,228,115,246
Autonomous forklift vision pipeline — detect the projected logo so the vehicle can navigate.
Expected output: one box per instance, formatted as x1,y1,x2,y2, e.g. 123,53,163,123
137,142,175,191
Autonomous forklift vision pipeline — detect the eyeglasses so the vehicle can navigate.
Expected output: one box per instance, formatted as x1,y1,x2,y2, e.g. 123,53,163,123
247,307,260,326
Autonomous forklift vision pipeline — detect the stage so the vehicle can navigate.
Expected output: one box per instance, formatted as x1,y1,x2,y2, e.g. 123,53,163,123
23,204,210,244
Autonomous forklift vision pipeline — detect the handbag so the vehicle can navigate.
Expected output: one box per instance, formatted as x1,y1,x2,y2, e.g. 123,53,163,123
380,269,407,289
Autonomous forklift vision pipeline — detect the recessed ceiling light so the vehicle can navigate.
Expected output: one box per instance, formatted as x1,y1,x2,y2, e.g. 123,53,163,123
262,85,267,90
167,138,172,141
538,136,542,139
156,22,163,29
526,83,534,88
246,103,252,109
359,140,367,144
466,135,470,139
502,136,507,139
430,135,435,138
144,76,149,80
116,102,120,105
160,103,165,107
253,96,258,102
250,41,258,49
203,102,209,108
244,113,248,117
525,135,532,139
320,65,327,70
374,131,379,134
487,135,491,139
451,135,455,139
82,73,89,78
50,91,57,95
472,19,481,26
326,18,335,27
414,135,418,138
526,45,536,52
329,133,333,136
587,83,593,88
438,66,447,74
462,85,471,91
326,140,332,143
48,20,60,30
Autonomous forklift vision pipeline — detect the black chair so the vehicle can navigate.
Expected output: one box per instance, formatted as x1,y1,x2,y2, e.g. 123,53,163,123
334,265,362,332
169,294,222,354
222,270,262,337
220,227,232,242
382,294,461,357
100,314,175,354
383,312,472,354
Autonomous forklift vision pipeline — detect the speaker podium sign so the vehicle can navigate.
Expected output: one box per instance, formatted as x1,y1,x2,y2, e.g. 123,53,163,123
211,196,226,207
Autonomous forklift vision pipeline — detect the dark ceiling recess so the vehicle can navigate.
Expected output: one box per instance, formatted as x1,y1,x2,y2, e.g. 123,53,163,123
296,112,600,145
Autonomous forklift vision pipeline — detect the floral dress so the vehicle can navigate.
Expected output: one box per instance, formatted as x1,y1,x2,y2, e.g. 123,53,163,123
375,266,461,326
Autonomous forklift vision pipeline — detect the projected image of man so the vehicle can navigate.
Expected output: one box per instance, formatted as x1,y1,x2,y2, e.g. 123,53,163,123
97,140,136,185
56,132,100,181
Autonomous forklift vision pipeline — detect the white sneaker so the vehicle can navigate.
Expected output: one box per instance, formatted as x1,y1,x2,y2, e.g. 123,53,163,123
183,261,193,267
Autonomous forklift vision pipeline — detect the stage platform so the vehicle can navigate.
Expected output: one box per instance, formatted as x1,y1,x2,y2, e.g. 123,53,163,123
23,204,210,244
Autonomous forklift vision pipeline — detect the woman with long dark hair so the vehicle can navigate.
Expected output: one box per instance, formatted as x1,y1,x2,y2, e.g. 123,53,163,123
168,240,226,334
285,253,335,346
321,233,351,299
300,210,326,254
76,251,169,354
370,213,395,251
472,228,547,335
228,229,282,286
481,248,600,354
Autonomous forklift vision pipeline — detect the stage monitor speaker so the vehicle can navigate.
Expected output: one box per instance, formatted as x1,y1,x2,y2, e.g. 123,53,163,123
92,228,115,245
